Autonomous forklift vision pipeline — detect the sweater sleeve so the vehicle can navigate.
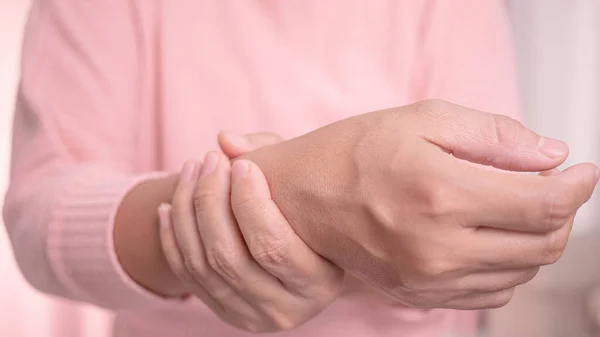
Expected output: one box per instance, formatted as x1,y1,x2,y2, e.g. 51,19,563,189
413,0,522,120
2,1,180,311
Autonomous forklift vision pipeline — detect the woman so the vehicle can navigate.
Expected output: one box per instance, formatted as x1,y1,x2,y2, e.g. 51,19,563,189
6,1,595,336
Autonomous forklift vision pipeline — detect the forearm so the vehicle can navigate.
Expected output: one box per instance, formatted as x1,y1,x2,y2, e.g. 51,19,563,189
238,113,383,271
114,174,187,297
112,124,347,299
113,134,313,299
238,129,352,261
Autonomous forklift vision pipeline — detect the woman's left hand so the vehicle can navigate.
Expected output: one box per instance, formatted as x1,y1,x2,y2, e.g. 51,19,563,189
158,132,344,333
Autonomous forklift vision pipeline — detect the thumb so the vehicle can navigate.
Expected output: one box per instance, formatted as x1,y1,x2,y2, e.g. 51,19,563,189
556,162,599,206
218,131,283,158
420,100,569,172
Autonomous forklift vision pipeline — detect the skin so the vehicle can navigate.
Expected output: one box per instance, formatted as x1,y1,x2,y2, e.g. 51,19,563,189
114,100,600,320
114,133,284,297
239,100,599,308
158,152,344,332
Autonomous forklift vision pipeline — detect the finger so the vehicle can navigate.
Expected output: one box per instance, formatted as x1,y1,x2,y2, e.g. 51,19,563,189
159,204,263,329
218,131,283,158
452,267,540,293
171,160,250,309
193,152,293,303
415,99,569,172
440,288,516,310
230,159,344,298
465,213,576,269
157,203,226,314
455,161,599,233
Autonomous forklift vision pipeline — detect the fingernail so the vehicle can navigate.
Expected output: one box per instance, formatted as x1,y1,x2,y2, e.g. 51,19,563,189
158,203,171,228
538,137,569,159
199,152,219,178
224,132,252,149
180,161,198,183
231,160,250,184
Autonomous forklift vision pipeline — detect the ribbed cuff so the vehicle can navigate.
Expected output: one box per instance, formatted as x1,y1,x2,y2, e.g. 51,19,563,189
46,166,186,311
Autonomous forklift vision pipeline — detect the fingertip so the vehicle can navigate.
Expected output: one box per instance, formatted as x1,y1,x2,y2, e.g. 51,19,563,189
199,152,220,177
244,160,271,189
219,130,253,153
560,162,598,182
180,159,201,184
559,163,600,200
231,160,272,200
216,130,228,144
537,137,569,161
158,202,172,212
158,203,172,228
231,160,250,184
218,131,242,158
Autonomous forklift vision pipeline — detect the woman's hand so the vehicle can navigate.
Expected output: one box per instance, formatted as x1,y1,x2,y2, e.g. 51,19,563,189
157,133,344,333
239,100,600,309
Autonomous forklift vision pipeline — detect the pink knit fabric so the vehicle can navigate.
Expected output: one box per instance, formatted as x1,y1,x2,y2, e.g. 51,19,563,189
3,1,520,336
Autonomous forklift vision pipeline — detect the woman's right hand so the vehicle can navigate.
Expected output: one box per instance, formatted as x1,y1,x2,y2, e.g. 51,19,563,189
158,152,344,333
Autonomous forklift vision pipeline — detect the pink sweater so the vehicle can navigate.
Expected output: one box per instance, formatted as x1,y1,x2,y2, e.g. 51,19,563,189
3,1,520,336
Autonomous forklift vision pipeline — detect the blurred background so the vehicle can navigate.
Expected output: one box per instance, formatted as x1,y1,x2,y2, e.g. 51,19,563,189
0,1,599,336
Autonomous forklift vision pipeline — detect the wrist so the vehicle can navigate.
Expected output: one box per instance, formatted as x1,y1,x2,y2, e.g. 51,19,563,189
114,173,188,297
240,137,327,253
240,120,366,265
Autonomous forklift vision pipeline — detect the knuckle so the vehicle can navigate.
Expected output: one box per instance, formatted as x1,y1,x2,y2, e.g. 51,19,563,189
413,99,455,127
193,188,219,212
242,323,263,333
415,182,458,221
407,255,452,287
488,289,514,309
271,315,300,331
491,113,523,146
249,233,291,269
206,245,243,282
540,190,572,231
507,268,540,289
542,231,568,264
415,99,451,118
182,253,208,279
232,194,268,218
419,260,449,279
426,188,456,220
